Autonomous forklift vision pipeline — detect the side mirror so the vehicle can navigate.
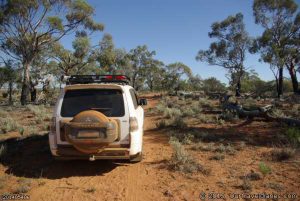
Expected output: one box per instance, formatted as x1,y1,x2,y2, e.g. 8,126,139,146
138,98,147,106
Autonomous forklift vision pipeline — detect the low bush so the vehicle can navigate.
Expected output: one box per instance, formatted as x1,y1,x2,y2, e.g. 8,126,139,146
171,116,187,129
169,138,207,174
270,147,296,161
26,105,51,121
14,178,31,194
241,177,252,190
214,144,226,153
258,162,271,176
182,107,195,117
245,171,262,181
156,119,167,129
163,108,182,119
198,98,210,108
192,142,215,152
210,153,225,160
285,127,300,146
0,117,19,134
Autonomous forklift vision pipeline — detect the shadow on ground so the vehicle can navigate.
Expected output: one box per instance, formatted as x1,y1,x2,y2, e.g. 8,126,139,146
0,134,128,179
150,119,286,147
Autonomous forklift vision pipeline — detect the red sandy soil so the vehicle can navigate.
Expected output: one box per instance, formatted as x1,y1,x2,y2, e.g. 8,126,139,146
0,96,299,201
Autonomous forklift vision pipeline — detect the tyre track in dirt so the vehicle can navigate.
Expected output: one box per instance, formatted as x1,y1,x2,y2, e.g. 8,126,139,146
1,96,173,201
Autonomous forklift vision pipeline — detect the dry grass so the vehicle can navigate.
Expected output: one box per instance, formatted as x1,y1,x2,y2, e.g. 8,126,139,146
13,178,31,194
85,187,96,193
270,147,296,161
0,116,19,134
169,138,209,174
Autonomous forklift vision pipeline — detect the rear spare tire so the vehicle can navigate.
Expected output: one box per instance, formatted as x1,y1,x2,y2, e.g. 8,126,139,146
64,110,118,154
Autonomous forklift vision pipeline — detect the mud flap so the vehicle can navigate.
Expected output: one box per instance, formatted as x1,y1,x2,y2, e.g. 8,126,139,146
130,152,143,163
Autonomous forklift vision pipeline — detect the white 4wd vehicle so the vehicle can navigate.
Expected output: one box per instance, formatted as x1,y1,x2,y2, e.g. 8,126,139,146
49,75,147,162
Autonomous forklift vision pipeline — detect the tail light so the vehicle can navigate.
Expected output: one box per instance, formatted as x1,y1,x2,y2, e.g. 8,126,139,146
129,117,138,132
50,117,56,134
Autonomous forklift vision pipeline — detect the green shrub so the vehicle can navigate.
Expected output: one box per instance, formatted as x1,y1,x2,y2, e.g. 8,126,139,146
163,108,182,119
156,103,166,113
270,108,286,118
191,101,202,113
258,162,271,176
214,144,226,153
18,127,25,135
169,138,206,174
26,126,38,135
171,116,187,129
0,117,19,134
285,127,300,146
181,133,194,145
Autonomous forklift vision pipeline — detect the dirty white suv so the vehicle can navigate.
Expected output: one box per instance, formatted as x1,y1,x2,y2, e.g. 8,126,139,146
49,75,147,162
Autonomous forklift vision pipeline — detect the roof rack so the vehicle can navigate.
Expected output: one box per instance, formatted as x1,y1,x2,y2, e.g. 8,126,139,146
63,75,131,85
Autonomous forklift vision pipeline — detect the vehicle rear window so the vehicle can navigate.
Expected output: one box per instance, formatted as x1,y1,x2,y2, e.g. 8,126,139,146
61,89,125,117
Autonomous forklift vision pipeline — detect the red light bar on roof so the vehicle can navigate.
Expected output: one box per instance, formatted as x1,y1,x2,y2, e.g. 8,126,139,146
115,75,127,80
105,75,113,79
104,75,127,80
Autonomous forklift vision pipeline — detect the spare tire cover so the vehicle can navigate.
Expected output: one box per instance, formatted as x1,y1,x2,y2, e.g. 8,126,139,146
64,110,118,154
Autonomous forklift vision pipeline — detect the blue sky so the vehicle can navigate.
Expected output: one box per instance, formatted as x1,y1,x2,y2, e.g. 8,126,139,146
62,0,300,84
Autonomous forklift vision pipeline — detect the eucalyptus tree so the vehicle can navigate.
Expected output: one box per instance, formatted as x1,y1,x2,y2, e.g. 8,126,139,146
127,45,156,90
97,33,116,73
252,0,300,95
144,59,164,91
164,62,192,92
196,13,251,97
0,0,103,104
0,60,18,104
52,32,97,77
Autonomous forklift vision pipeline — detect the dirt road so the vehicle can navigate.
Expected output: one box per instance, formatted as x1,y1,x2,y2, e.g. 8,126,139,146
0,96,179,201
1,96,299,201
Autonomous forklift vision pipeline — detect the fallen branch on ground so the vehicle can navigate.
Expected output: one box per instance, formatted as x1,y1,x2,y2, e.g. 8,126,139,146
220,95,300,127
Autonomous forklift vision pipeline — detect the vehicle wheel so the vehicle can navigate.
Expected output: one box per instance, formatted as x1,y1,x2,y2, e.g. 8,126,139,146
130,152,143,163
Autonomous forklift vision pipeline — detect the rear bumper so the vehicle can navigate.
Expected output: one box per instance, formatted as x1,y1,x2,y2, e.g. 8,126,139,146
50,130,143,160
52,144,131,160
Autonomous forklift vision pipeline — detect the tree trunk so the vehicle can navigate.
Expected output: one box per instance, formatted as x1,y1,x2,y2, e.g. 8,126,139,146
20,63,30,105
277,67,283,98
8,81,13,105
287,62,299,94
30,80,37,103
235,79,241,97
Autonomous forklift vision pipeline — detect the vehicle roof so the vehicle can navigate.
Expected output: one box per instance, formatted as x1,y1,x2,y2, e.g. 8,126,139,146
64,83,133,91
